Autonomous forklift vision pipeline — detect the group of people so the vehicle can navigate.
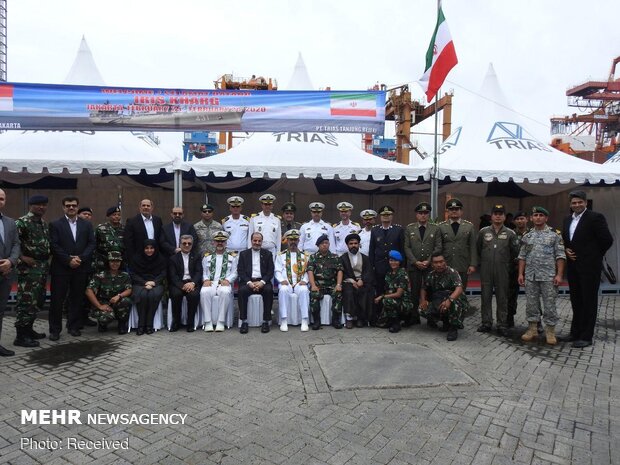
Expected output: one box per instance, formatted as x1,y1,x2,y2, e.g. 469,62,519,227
0,188,613,356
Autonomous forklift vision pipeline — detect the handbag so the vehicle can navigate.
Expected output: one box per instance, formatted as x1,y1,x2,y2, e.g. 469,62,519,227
603,257,617,284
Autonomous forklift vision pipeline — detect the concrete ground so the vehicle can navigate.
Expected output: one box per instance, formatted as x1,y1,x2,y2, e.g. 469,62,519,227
0,295,618,465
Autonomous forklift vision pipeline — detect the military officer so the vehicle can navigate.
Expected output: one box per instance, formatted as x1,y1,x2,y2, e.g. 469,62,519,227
77,207,93,222
369,205,405,326
299,202,336,254
332,202,360,256
194,203,224,257
476,204,520,336
437,198,478,290
307,234,343,330
508,210,531,327
13,195,51,348
275,229,310,332
85,251,132,334
358,209,377,256
404,202,442,324
200,231,238,332
248,193,281,259
94,206,125,274
518,207,566,345
280,202,302,251
221,196,250,253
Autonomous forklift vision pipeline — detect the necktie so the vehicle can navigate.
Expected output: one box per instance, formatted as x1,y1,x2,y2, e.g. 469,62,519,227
419,225,426,240
451,222,459,235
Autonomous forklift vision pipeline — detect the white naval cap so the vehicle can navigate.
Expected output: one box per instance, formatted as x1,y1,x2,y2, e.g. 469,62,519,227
336,201,353,211
259,193,276,204
360,209,377,219
309,202,325,211
227,196,244,206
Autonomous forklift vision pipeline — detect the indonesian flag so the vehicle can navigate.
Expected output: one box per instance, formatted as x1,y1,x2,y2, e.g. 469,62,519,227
0,84,14,111
330,93,377,117
418,3,458,103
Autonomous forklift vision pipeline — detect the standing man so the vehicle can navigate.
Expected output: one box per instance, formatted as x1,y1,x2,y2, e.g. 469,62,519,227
332,202,360,256
124,199,163,266
194,203,224,257
94,206,125,274
507,210,530,327
14,195,50,349
49,196,96,340
404,202,442,325
168,234,203,332
237,232,275,334
77,207,93,222
561,190,613,348
275,229,310,332
340,233,373,328
358,209,377,257
299,202,335,254
369,205,405,325
161,206,198,257
438,198,478,290
518,207,566,346
0,189,20,356
221,196,250,253
280,202,302,251
248,194,281,260
476,205,519,336
307,235,343,330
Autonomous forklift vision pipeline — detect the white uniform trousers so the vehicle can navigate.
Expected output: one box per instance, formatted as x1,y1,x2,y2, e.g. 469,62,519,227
200,285,232,324
278,284,309,323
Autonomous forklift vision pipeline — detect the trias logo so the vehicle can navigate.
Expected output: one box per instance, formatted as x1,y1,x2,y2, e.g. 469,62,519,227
21,410,82,424
487,122,551,152
437,126,462,155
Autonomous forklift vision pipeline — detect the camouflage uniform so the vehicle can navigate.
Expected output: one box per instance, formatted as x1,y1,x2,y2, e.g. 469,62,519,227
518,226,566,326
307,251,343,323
382,268,413,321
421,266,467,329
87,271,132,324
14,212,50,328
508,228,529,322
94,222,125,273
194,219,224,256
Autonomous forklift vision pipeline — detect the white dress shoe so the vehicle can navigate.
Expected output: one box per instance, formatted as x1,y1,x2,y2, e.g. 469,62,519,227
204,323,214,332
215,322,225,332
301,320,309,332
280,322,288,332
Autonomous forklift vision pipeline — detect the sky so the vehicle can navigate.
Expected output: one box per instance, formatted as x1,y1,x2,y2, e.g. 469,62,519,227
7,0,620,155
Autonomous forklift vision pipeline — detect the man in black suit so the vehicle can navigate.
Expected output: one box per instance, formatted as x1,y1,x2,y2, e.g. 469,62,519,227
124,199,164,266
168,234,203,332
49,196,96,340
340,233,373,328
237,232,274,334
368,205,405,325
160,206,198,257
561,190,613,348
0,189,21,356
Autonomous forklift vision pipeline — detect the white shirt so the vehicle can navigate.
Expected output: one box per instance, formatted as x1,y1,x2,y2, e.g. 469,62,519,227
181,252,191,280
251,249,262,279
333,221,361,255
275,250,308,285
248,212,282,252
142,214,155,240
348,251,359,268
202,252,238,283
299,220,336,253
65,215,77,241
359,228,372,256
569,209,586,241
222,215,250,251
173,223,181,247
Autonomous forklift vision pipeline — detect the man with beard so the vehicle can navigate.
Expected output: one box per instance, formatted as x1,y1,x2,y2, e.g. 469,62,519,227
279,202,302,251
340,233,373,328
222,196,250,253
307,234,343,330
332,202,361,256
161,206,197,257
94,206,125,273
358,209,377,256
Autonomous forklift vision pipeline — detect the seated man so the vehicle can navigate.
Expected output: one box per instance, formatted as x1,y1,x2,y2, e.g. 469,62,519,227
200,231,238,332
419,252,468,341
168,234,203,332
275,229,310,332
237,232,275,334
307,234,343,330
340,233,373,328
85,251,132,334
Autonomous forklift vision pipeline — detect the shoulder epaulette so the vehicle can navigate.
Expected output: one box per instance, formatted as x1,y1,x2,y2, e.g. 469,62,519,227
352,221,360,227
276,214,282,220
204,252,212,258
221,216,230,224
394,223,402,227
229,251,238,257
333,223,338,227
555,228,562,235
243,215,250,221
251,213,258,218
406,223,416,228
463,219,473,224
438,220,448,225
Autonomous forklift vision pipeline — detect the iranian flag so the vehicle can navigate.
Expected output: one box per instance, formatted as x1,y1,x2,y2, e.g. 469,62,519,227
330,93,377,117
419,3,458,103
0,84,14,111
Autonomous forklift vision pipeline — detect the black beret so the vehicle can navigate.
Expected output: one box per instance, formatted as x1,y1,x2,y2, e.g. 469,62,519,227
28,195,48,205
77,207,93,214
106,206,121,216
315,234,329,246
513,211,528,219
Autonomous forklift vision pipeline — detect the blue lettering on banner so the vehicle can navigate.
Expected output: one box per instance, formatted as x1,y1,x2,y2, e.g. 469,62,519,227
487,122,551,152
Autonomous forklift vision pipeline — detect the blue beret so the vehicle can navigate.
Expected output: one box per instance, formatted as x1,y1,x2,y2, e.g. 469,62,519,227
315,234,329,246
28,195,48,205
388,250,403,262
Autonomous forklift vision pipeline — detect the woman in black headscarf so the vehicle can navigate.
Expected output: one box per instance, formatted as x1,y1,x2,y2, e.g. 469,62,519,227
131,239,167,335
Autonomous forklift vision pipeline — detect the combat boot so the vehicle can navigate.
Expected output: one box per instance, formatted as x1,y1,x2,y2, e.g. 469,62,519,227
13,327,40,348
26,325,46,340
521,322,538,342
545,325,557,346
388,318,401,333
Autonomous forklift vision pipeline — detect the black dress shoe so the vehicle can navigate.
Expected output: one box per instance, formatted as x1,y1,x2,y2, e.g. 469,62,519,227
477,324,492,333
49,333,60,341
68,329,81,337
97,324,108,333
261,322,270,334
447,328,458,341
557,334,576,342
427,319,438,329
169,323,179,332
240,322,249,334
187,326,195,333
311,321,321,330
0,345,15,356
83,319,98,327
332,320,343,329
496,327,509,337
388,320,401,333
572,340,592,348
146,328,154,335
355,320,365,328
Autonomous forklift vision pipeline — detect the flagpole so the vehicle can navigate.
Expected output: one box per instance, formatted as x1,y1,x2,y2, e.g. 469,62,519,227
430,88,439,215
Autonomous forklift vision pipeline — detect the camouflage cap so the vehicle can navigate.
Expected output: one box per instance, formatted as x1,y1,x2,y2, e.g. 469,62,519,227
107,251,123,261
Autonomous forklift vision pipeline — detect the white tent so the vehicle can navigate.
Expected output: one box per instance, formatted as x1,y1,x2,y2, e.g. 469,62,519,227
419,64,620,188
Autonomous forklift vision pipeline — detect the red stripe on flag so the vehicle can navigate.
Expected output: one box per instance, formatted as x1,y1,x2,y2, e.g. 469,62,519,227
330,108,377,117
425,41,458,102
0,85,14,98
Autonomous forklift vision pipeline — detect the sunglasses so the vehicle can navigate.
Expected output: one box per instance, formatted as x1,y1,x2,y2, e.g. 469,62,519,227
202,209,213,213
64,204,78,208
181,241,193,245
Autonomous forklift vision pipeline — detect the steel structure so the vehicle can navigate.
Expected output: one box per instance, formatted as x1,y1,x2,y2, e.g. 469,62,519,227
0,0,6,82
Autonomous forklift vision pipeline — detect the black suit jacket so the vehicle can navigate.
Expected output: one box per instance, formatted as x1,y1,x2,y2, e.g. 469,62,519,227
124,213,164,264
50,216,96,275
160,221,198,257
237,248,274,284
168,252,203,289
562,209,613,273
340,253,374,285
368,224,405,275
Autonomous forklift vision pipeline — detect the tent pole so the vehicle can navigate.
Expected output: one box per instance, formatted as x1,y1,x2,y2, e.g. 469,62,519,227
430,90,440,215
174,169,182,207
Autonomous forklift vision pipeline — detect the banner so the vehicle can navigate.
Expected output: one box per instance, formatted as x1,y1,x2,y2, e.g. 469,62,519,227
0,82,385,134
